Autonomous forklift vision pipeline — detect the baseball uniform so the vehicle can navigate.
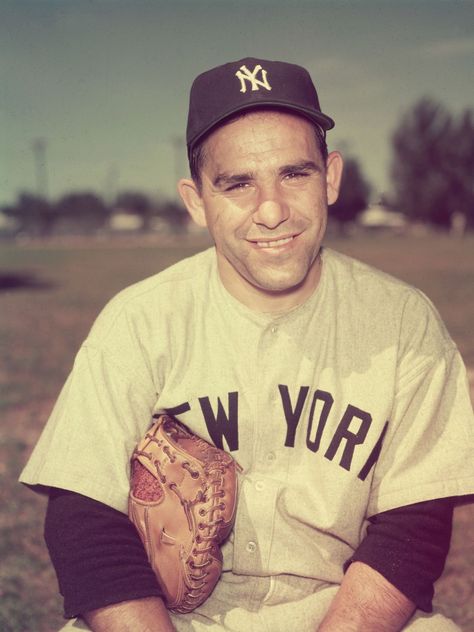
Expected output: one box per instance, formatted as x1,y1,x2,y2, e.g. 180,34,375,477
21,245,474,630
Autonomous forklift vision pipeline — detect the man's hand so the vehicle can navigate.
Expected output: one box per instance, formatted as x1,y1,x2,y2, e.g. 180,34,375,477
317,561,416,632
84,596,176,632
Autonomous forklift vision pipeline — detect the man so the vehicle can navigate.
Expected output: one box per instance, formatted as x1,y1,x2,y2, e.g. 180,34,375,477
21,58,474,631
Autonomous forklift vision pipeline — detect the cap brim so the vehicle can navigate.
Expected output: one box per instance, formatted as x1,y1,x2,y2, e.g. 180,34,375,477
187,100,335,151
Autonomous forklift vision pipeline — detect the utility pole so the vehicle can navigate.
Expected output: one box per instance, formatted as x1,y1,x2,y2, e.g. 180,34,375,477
104,164,119,205
171,136,184,199
32,138,49,199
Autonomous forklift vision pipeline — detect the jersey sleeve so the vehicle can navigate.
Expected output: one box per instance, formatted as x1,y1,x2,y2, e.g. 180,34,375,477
44,488,163,618
19,297,160,513
367,290,474,516
346,498,454,612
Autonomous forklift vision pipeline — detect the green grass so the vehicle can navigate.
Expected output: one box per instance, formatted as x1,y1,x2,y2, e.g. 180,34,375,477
1,231,473,631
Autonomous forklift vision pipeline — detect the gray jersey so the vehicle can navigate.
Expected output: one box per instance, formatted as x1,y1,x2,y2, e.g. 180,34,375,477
21,247,474,631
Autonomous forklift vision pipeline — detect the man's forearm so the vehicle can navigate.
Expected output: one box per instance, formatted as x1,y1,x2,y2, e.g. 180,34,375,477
317,561,416,632
84,596,176,632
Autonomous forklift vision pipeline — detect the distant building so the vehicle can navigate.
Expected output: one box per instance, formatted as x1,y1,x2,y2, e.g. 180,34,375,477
108,212,143,232
358,202,406,231
0,211,20,236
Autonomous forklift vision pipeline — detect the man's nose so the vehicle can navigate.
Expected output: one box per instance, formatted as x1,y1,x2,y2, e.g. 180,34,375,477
252,185,289,229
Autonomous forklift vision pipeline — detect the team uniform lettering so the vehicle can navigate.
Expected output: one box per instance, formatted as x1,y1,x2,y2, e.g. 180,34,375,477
306,390,334,453
324,405,372,470
169,387,388,477
198,392,239,451
235,64,272,93
279,384,310,446
358,420,389,481
163,402,191,416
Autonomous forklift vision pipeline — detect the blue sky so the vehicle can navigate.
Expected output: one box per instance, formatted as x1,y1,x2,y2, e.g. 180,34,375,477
1,0,473,206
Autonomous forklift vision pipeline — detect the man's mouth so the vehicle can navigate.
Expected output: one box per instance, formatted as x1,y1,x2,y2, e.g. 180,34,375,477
249,235,297,249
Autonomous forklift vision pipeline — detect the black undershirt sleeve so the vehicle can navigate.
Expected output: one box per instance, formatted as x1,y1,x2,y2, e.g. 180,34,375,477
345,497,455,612
44,488,163,619
45,488,454,618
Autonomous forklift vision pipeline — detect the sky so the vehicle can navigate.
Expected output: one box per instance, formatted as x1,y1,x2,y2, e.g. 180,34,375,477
1,0,473,207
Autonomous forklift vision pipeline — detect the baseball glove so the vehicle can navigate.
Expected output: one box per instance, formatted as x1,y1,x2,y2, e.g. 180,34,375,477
128,414,241,613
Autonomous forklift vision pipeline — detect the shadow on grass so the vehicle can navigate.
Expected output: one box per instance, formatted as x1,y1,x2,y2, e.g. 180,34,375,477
0,272,56,292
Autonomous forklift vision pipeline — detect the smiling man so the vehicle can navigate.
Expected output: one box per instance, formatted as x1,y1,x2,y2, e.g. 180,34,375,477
179,109,341,312
20,58,474,632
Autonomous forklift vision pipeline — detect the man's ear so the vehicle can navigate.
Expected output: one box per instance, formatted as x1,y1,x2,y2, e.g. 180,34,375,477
177,178,207,227
325,151,344,205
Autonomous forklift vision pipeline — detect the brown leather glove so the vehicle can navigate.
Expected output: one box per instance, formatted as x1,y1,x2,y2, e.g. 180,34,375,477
128,414,240,613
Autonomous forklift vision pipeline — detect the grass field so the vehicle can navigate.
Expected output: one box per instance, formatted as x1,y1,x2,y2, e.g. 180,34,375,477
1,230,473,632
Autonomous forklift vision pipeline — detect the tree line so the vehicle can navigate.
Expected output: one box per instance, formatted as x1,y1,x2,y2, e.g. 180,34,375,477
1,96,473,237
389,98,474,231
330,97,474,232
1,191,188,237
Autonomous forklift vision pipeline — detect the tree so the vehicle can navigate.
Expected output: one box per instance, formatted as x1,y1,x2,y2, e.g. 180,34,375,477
390,98,474,230
1,193,57,236
329,156,371,230
115,191,154,232
155,198,189,233
447,110,474,230
55,192,110,234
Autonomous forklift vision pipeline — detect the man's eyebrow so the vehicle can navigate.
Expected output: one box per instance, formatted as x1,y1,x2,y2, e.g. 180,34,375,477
212,172,253,188
279,160,321,175
212,161,321,188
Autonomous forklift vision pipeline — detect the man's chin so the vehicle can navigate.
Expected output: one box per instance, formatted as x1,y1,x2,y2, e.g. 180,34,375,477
249,271,310,295
246,256,322,296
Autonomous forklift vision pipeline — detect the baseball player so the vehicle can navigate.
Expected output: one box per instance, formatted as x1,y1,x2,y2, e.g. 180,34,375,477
20,58,474,632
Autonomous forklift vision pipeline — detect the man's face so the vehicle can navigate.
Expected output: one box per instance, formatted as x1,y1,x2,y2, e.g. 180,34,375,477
180,110,342,309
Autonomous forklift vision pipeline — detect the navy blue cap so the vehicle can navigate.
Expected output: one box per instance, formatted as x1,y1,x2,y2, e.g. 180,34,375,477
186,57,335,153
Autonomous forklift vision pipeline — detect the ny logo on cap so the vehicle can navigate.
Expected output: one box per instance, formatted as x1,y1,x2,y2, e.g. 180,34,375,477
235,64,272,93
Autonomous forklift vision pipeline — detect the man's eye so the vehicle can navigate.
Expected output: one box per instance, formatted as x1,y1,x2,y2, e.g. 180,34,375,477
226,182,250,192
285,171,309,180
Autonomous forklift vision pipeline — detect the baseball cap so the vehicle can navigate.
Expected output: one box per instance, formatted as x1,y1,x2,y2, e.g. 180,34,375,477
186,57,335,154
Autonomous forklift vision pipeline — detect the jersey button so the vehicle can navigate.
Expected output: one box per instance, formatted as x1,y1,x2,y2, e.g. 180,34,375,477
267,452,276,462
255,481,264,491
270,325,278,334
246,541,257,553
